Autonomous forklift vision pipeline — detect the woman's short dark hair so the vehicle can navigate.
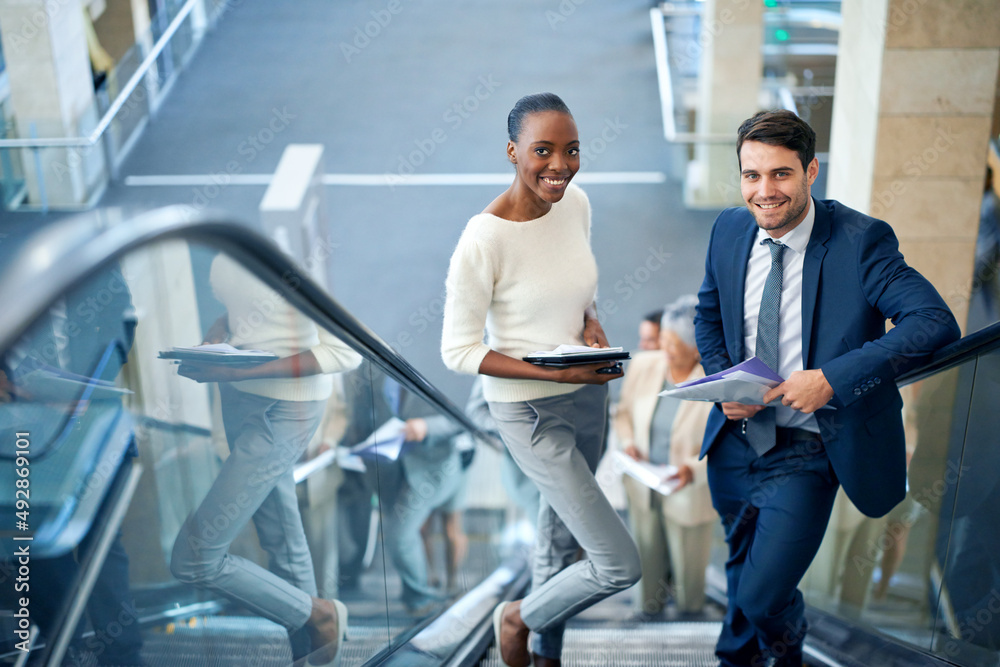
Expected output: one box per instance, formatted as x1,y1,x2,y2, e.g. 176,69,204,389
736,110,816,171
508,93,572,143
643,309,665,326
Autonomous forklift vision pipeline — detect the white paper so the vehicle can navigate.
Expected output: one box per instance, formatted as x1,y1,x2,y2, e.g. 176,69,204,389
294,447,367,483
612,451,681,496
526,345,625,359
658,359,835,409
658,357,784,405
660,376,782,405
337,449,367,472
348,417,408,461
18,370,133,401
171,343,276,356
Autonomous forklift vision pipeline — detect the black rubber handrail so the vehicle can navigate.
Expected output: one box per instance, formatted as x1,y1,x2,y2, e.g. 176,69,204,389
0,205,499,452
896,321,1000,387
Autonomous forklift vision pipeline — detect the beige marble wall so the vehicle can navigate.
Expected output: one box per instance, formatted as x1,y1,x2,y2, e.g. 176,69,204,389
685,0,763,208
828,0,1000,331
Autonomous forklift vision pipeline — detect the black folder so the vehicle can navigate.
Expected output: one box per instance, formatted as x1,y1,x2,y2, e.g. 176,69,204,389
523,347,630,367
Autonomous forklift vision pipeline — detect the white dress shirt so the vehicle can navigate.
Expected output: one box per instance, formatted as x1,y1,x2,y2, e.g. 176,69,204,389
743,197,819,432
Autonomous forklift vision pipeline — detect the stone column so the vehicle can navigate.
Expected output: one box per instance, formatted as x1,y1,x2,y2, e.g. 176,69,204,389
828,0,1000,330
684,0,764,208
0,0,108,207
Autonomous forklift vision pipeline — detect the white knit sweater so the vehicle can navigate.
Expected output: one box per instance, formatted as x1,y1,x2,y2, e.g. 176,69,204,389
441,183,598,403
210,254,362,402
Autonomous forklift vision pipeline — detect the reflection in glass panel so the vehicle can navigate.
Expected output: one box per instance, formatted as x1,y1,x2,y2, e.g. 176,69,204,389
784,360,979,658
0,237,511,666
933,349,1000,666
0,265,138,557
340,363,509,622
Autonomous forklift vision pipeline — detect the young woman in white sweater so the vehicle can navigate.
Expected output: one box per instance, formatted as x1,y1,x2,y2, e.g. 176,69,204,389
441,93,640,667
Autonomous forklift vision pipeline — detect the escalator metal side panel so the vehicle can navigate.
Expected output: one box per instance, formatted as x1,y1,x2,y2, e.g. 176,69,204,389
43,461,144,667
706,574,958,667
365,551,530,667
803,606,962,667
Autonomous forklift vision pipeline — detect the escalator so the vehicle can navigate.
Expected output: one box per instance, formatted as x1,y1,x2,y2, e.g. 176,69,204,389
1,207,998,666
0,207,527,666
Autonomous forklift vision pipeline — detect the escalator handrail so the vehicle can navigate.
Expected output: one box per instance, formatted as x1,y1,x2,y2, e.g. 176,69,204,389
0,205,500,452
895,320,1000,387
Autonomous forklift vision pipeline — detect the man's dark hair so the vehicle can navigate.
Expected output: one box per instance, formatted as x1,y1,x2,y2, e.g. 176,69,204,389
736,110,816,171
508,93,573,143
643,309,664,326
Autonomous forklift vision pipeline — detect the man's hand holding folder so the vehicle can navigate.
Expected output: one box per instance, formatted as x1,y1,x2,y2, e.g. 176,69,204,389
660,357,835,412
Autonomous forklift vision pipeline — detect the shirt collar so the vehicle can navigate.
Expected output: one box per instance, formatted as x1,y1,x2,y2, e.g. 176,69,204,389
755,197,815,255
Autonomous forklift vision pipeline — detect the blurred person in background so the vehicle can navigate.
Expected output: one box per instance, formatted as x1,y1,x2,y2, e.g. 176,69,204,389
637,309,664,351
615,296,716,620
420,438,474,597
337,360,463,616
383,388,467,616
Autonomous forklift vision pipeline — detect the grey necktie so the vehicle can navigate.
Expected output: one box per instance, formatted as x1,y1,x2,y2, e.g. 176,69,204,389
746,238,785,456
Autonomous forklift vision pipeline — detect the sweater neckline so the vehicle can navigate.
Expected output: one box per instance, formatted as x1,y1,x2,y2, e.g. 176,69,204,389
479,185,574,223
478,204,557,224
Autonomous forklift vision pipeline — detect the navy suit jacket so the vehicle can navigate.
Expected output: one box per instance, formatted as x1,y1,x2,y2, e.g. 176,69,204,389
695,199,961,517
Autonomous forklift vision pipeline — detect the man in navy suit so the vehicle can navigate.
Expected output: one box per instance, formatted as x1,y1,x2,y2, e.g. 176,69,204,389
694,110,961,667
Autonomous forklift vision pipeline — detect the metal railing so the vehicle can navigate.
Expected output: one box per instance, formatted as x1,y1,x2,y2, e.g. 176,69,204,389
0,0,225,210
0,0,199,151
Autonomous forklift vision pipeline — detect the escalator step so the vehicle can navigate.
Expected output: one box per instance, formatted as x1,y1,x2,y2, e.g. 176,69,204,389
481,622,722,666
130,616,406,666
141,616,291,666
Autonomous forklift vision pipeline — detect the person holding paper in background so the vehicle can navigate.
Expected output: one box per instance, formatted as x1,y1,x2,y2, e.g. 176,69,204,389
694,110,960,667
441,93,637,667
614,295,716,620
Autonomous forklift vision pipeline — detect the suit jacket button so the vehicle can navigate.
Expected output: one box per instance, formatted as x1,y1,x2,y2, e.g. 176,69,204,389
874,377,881,384
867,381,875,389
854,388,862,396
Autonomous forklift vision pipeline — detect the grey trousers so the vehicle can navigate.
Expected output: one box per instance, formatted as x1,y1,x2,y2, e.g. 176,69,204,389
171,385,325,630
489,385,641,659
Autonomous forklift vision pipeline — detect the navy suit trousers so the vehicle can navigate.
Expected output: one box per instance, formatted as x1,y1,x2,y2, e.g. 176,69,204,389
708,423,839,667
